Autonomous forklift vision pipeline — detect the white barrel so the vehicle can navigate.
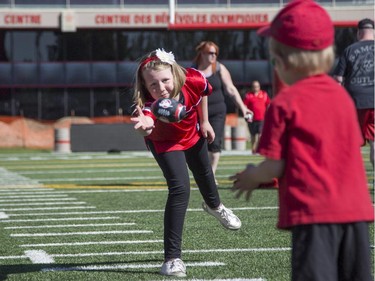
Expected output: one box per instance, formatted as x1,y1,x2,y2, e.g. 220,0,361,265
54,128,71,153
231,124,247,151
224,125,232,150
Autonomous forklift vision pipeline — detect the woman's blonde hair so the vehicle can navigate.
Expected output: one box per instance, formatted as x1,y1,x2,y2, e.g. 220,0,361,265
193,41,220,73
269,38,335,75
133,50,187,108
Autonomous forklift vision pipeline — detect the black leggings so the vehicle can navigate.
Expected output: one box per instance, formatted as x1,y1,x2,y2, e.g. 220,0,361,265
147,137,221,260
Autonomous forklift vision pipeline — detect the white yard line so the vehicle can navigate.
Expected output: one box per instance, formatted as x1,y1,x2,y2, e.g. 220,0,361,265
11,230,153,237
150,279,265,281
0,247,292,261
0,202,86,206
0,206,95,211
0,212,9,219
25,250,55,264
5,222,136,229
3,206,278,217
20,239,163,247
42,261,225,271
0,194,69,199
0,216,121,223
0,198,77,202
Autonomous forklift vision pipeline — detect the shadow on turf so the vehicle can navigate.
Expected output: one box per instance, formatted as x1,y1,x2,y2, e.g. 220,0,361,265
0,259,168,280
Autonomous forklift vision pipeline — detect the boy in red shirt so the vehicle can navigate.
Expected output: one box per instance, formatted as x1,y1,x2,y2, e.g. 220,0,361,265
243,80,270,154
230,0,374,280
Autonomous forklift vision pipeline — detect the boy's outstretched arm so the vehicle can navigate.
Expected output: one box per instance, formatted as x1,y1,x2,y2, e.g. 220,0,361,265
230,158,284,201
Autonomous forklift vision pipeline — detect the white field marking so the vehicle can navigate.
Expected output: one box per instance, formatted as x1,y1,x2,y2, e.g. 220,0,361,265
0,190,167,196
38,176,164,182
0,197,77,203
48,247,291,258
42,261,224,272
0,201,86,207
20,239,163,247
11,230,153,237
0,206,95,212
0,246,293,261
150,279,265,281
5,206,278,217
0,212,9,219
18,168,161,175
25,250,55,264
0,191,61,195
16,165,246,175
0,194,69,199
0,167,42,186
0,216,121,223
0,255,28,260
6,222,136,229
0,188,50,192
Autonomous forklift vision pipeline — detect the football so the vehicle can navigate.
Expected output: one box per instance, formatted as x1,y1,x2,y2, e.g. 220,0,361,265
151,98,187,123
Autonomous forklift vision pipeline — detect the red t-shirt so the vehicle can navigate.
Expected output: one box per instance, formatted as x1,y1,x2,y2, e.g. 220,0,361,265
143,68,212,154
243,90,270,121
258,74,374,229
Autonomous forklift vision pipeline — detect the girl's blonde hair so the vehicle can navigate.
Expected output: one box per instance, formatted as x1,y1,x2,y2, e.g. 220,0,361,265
133,50,187,108
193,41,220,73
269,38,335,75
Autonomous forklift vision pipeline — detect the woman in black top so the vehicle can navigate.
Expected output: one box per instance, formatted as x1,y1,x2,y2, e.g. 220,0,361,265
193,41,252,184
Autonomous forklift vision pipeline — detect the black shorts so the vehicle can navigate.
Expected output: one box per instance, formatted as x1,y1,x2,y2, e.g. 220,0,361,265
291,222,373,281
208,113,226,153
248,121,263,136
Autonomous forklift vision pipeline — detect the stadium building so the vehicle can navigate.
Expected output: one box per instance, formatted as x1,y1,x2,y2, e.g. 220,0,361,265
0,0,373,120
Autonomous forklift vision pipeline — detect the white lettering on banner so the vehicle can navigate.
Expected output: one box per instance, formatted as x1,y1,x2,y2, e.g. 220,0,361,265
4,14,41,25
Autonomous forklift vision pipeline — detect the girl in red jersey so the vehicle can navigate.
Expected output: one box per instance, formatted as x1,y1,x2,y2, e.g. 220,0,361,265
131,49,241,277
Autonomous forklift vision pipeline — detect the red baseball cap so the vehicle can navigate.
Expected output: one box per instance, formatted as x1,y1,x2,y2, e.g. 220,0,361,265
257,0,334,50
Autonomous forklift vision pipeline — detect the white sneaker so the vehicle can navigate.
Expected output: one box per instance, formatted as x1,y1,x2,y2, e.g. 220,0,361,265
160,258,186,277
202,202,241,230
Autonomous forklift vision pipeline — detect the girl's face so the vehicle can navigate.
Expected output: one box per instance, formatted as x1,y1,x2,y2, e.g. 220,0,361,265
142,67,174,100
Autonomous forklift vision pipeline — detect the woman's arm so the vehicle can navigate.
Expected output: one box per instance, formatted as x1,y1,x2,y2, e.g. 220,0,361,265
220,63,253,117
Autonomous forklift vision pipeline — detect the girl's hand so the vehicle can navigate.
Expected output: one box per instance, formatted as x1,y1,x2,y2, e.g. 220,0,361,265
200,121,215,144
130,106,155,135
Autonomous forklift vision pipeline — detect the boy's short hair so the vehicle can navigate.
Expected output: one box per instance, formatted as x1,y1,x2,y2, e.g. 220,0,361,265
269,38,335,74
257,0,334,51
358,18,374,29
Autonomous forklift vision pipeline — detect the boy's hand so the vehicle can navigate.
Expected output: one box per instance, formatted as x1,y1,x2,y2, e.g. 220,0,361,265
230,164,260,201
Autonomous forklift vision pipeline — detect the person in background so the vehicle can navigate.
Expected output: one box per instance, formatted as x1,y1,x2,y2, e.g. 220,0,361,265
243,80,271,154
193,41,252,185
231,1,374,280
333,18,375,168
131,48,241,278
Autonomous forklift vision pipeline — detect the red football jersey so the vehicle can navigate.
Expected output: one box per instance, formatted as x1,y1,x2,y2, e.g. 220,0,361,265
143,68,212,154
258,74,374,229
